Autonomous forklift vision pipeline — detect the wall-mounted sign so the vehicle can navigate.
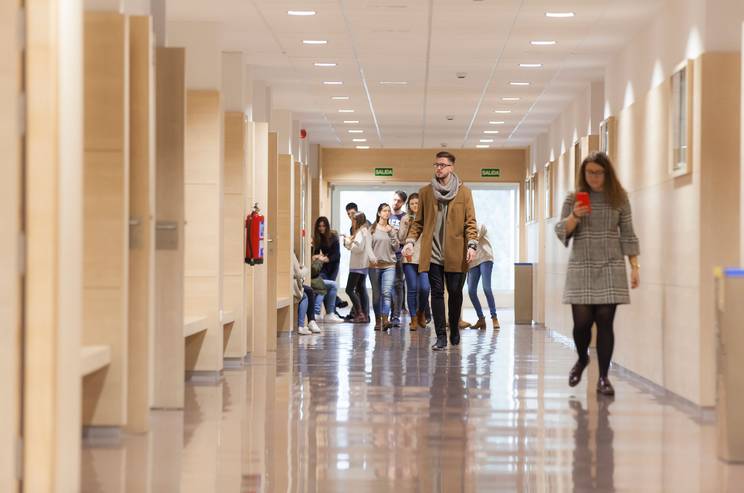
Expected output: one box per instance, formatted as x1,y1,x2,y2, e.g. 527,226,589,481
374,167,394,177
481,168,501,178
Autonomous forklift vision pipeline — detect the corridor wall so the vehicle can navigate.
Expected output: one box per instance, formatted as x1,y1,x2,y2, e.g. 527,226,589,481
81,11,130,427
266,133,279,349
276,154,295,332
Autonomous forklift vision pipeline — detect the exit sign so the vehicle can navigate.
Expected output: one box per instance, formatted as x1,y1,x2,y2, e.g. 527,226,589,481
481,168,501,178
374,167,394,177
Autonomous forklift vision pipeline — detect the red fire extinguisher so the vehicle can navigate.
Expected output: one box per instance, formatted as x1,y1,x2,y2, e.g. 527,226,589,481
245,204,265,265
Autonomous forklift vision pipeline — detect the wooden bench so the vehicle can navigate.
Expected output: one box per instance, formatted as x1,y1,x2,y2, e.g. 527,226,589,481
276,297,291,309
81,345,112,377
184,315,209,338
221,310,235,326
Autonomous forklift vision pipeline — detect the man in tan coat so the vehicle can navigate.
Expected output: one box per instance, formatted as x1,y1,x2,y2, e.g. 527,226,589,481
403,151,478,351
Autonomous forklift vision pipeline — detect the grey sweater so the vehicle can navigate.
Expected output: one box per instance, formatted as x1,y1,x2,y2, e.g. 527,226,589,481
369,225,399,268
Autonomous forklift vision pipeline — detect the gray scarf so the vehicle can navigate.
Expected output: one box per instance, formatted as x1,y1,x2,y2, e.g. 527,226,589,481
431,172,461,203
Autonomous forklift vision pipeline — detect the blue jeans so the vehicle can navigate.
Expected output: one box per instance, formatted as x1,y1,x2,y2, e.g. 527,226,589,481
369,267,395,318
297,293,308,327
468,261,497,319
403,263,431,316
314,278,338,317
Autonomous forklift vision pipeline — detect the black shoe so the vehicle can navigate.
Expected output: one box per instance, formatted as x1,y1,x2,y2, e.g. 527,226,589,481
568,358,589,387
390,317,401,327
597,377,615,396
431,336,447,351
449,334,460,346
336,299,349,308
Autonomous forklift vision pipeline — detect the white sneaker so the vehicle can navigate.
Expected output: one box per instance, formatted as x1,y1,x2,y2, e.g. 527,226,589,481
324,313,344,324
297,326,312,335
309,320,321,333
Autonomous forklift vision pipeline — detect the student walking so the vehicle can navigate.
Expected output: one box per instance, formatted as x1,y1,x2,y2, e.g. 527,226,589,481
369,203,399,331
466,224,500,330
555,151,640,396
398,193,431,331
343,212,376,324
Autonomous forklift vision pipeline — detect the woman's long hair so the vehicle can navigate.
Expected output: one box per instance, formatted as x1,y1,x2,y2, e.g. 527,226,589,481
577,151,627,209
406,193,419,218
351,212,368,237
370,203,390,234
313,216,334,249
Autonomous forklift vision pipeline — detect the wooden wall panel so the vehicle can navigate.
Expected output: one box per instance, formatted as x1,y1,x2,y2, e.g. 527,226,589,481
0,0,21,489
248,123,269,356
127,15,154,433
82,11,129,427
184,90,223,372
153,47,186,408
223,112,247,359
266,133,279,348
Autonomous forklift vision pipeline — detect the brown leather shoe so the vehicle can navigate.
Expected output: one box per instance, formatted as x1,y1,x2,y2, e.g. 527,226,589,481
417,310,428,328
492,315,500,329
374,317,382,331
458,319,471,329
382,315,392,330
597,377,615,396
409,318,420,331
470,317,486,330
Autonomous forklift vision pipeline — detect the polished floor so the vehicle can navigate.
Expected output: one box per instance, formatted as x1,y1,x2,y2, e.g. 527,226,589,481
82,309,744,492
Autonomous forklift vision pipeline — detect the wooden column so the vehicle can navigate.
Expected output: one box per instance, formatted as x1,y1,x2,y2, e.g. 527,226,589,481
276,154,294,332
184,90,224,373
127,14,154,433
152,47,186,408
266,132,279,349
82,11,129,428
223,112,248,362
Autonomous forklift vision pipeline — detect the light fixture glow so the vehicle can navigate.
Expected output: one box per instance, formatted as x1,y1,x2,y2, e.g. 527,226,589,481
546,12,575,18
480,139,494,143
343,120,359,123
348,130,364,134
356,145,370,149
520,63,543,68
531,40,556,46
510,81,530,86
352,138,367,142
323,81,343,85
288,10,316,16
338,109,355,113
502,97,521,101
476,145,490,148
314,62,337,67
489,121,505,125
331,96,349,100
484,130,500,134
494,110,512,114
379,81,408,85
303,39,328,45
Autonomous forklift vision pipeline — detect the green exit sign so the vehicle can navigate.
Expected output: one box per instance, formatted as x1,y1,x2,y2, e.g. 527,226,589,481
374,167,394,177
481,168,501,178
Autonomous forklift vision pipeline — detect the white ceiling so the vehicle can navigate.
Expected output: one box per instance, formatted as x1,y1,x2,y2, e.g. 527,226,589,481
169,0,665,149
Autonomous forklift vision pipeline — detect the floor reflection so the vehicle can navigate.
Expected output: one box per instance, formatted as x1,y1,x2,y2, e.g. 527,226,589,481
81,309,744,492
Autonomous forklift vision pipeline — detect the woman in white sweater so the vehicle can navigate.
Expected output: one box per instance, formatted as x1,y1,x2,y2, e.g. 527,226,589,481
466,223,499,330
343,212,376,324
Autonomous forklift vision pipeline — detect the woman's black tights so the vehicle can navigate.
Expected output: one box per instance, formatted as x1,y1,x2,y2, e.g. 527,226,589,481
571,304,617,378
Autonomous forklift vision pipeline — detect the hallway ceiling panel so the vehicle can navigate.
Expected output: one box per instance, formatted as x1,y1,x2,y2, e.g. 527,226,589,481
170,0,664,149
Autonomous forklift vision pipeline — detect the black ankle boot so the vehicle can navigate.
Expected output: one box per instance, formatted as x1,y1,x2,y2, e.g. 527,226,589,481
431,336,447,351
568,358,589,387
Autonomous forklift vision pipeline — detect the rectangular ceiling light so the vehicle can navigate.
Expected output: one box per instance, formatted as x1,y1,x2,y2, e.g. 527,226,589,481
314,62,337,67
352,138,367,142
332,96,349,100
546,12,575,18
348,130,364,133
303,40,328,45
480,139,494,143
489,121,505,125
356,146,370,149
343,120,359,123
494,110,512,114
502,97,520,101
520,63,543,68
339,109,355,113
289,10,316,16
380,81,408,85
531,40,556,46
510,82,530,86
476,145,490,148
323,81,343,85
484,130,500,134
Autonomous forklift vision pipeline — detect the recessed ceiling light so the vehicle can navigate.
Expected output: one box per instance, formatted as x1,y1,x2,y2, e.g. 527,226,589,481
352,138,367,142
288,10,316,16
356,145,370,149
339,109,355,113
489,121,505,125
502,97,520,101
476,145,490,148
480,139,494,143
531,40,556,46
343,120,359,124
348,130,364,133
332,96,349,100
323,81,343,85
303,39,328,45
484,130,500,134
520,63,543,68
380,81,408,85
546,12,575,18
314,62,337,67
494,110,512,114
510,81,530,86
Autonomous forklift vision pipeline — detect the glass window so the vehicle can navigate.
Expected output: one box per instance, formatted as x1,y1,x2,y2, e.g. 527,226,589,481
671,63,690,176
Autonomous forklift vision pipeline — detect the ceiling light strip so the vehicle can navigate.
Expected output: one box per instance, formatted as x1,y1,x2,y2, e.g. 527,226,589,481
420,0,434,148
339,0,384,148
461,0,526,148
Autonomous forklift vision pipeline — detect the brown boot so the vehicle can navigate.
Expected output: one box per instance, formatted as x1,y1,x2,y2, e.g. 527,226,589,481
417,310,427,328
382,315,392,330
458,319,471,329
409,317,420,331
471,317,486,330
492,315,500,329
374,317,382,331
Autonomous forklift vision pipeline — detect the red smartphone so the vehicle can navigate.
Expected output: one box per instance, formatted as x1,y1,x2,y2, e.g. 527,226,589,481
576,192,591,213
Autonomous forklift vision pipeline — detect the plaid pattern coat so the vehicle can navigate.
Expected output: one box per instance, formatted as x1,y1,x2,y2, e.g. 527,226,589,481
555,191,640,305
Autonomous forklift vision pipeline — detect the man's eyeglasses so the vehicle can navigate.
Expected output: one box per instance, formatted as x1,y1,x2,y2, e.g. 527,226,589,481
432,162,452,169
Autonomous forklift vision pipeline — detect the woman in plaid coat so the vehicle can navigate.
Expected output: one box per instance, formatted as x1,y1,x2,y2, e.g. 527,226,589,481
555,151,640,396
